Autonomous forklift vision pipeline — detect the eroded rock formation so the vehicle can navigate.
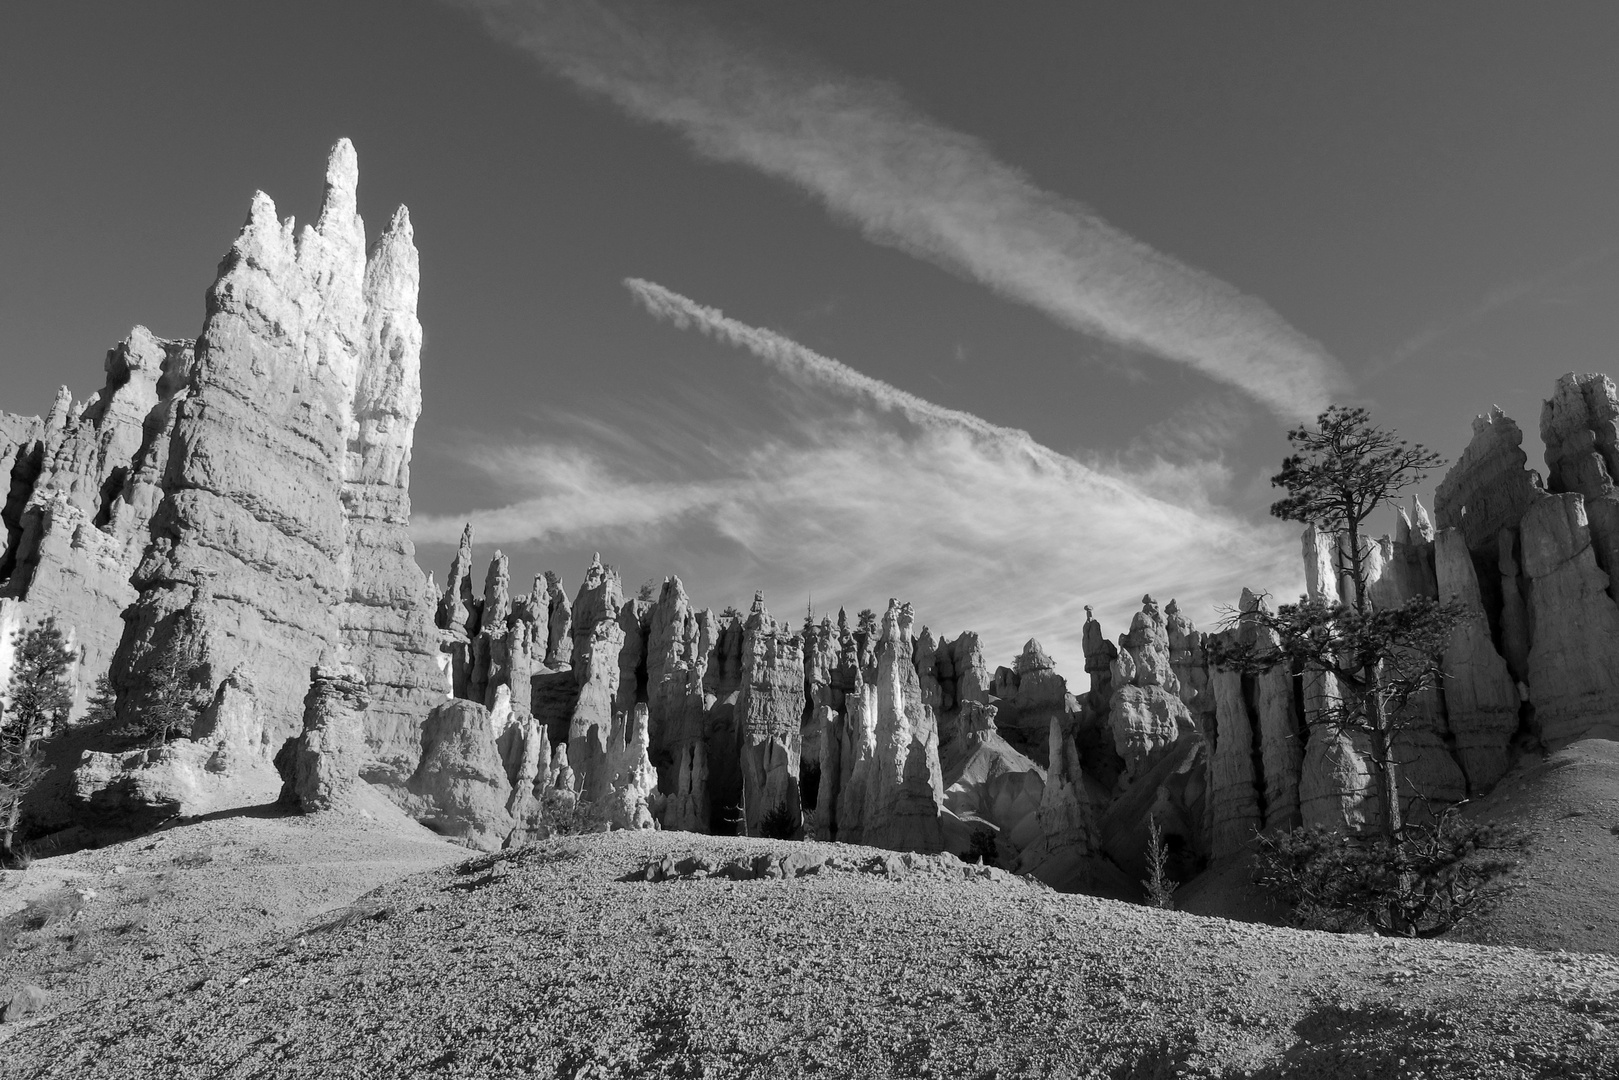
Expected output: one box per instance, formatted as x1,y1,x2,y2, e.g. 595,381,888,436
276,666,370,813
0,142,452,808
735,593,805,835
0,330,195,715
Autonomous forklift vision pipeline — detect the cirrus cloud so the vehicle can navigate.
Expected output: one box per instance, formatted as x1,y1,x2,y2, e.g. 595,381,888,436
442,0,1349,419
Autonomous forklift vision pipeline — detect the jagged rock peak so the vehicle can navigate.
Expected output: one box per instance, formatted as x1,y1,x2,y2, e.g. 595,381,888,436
880,598,902,642
482,550,510,630
1433,406,1545,560
1542,372,1619,499
1411,494,1435,542
310,137,361,245
1015,638,1055,675
745,590,774,634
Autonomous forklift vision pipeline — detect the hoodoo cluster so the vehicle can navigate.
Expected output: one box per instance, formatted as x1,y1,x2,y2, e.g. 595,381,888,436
0,143,1611,893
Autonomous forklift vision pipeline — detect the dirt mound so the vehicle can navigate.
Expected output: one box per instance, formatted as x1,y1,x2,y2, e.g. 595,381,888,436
2,824,1616,1078
1447,738,1619,955
0,780,460,1046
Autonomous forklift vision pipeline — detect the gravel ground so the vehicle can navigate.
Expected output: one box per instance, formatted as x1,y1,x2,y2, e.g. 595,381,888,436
4,824,1617,1080
0,782,460,1039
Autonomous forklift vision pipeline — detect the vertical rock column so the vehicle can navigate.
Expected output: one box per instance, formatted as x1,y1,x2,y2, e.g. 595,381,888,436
858,600,946,853
734,593,805,835
646,577,712,832
1521,493,1619,745
1434,528,1521,791
114,144,369,746
276,665,370,813
342,205,446,788
566,554,625,803
111,141,445,784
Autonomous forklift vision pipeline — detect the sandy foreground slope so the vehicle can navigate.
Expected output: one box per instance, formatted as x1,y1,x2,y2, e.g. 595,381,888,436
2,795,1617,1080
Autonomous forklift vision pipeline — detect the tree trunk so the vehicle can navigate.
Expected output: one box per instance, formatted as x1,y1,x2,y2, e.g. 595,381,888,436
1364,667,1401,841
0,721,37,857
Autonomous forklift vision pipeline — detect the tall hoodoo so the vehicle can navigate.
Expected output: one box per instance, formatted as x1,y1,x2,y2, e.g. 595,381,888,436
109,140,443,789
734,592,805,835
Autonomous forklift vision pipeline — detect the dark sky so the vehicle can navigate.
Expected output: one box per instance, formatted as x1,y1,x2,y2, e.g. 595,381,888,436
4,2,1617,672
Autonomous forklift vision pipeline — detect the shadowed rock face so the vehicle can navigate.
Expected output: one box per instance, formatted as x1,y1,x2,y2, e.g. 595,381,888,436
1203,589,1304,860
1434,407,1546,567
1434,528,1521,793
735,593,805,835
1521,494,1619,746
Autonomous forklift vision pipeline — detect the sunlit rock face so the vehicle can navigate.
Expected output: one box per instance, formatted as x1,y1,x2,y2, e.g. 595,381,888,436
408,698,514,851
0,330,195,716
1107,597,1196,781
276,665,371,813
90,141,443,798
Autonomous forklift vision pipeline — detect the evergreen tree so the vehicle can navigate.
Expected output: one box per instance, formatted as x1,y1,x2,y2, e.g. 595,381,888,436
1208,407,1524,937
1,618,75,860
131,641,209,747
82,673,117,729
1210,405,1460,839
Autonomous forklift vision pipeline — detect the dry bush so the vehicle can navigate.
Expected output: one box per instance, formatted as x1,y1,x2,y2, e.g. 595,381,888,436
0,888,87,958
1254,813,1527,937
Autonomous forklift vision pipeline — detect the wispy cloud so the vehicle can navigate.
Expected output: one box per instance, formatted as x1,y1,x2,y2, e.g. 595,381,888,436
1367,246,1617,378
415,280,1304,674
444,0,1348,419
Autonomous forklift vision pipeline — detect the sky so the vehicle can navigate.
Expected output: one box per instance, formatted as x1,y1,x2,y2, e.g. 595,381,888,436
3,2,1618,678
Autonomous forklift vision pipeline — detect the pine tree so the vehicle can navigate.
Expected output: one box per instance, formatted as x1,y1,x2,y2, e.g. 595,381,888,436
1205,407,1520,937
1209,405,1460,840
131,641,208,747
1,617,75,861
82,673,117,729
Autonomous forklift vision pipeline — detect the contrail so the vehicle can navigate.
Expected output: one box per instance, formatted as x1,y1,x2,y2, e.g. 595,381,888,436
447,0,1349,418
625,276,1136,499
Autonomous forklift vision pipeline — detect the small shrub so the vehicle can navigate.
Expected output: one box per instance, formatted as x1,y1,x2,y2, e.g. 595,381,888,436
759,801,799,840
1253,812,1527,937
0,888,85,957
968,828,998,866
544,791,604,836
1141,817,1178,910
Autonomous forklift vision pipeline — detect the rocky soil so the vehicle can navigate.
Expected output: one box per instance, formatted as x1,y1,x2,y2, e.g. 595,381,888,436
3,809,1617,1080
0,783,459,1042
